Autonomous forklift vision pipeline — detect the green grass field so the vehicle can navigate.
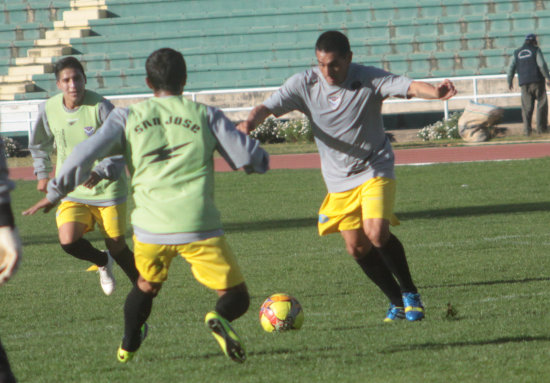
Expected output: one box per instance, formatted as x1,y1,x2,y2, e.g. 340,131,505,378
3,158,550,382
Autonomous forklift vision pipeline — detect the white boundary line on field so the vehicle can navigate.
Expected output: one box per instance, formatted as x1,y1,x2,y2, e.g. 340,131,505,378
396,158,525,167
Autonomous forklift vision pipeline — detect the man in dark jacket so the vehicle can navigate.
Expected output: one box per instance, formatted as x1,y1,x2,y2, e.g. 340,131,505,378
508,34,550,135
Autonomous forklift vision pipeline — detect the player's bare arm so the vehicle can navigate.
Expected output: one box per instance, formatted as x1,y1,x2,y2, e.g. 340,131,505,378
407,79,457,100
36,178,49,193
237,104,273,134
22,197,57,216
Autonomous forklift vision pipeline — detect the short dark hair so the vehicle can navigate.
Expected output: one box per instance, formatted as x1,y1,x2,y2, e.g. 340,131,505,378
315,31,351,57
54,56,85,81
145,48,187,93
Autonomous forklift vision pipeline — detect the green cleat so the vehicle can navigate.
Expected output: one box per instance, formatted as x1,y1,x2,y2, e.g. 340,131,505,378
117,347,134,363
117,323,148,363
205,311,246,363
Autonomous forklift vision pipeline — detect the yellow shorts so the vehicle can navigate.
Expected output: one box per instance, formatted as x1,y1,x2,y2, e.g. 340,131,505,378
56,200,127,238
318,177,400,236
133,235,245,290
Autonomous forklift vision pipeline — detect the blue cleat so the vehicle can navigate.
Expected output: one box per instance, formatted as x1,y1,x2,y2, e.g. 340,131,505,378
402,292,424,321
384,304,405,323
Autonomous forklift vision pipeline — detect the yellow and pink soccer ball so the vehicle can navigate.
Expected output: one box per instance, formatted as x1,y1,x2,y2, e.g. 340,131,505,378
259,293,304,332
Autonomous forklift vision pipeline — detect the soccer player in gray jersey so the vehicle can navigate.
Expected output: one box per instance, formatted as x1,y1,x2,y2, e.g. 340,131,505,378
0,138,22,383
238,31,457,322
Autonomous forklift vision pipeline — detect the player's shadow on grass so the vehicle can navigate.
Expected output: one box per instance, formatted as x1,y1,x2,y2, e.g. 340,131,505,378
397,201,550,220
422,276,550,290
190,345,341,361
19,232,126,246
19,233,66,246
224,217,317,232
381,335,550,354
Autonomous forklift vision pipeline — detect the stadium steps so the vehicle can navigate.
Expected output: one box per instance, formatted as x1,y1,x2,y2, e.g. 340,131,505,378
6,0,550,100
0,0,108,101
99,0,520,21
68,31,519,79
30,56,316,95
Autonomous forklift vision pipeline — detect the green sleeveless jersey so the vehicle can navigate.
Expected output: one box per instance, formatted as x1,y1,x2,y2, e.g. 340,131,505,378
45,91,127,201
125,96,221,233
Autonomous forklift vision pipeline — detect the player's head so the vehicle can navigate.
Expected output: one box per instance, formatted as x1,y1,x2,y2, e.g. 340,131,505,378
145,48,187,95
54,57,87,108
315,31,353,86
525,33,537,45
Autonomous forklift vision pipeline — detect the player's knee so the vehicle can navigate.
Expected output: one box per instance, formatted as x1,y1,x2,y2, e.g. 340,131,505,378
104,236,128,255
345,241,371,259
364,226,390,248
137,278,162,297
215,286,250,322
60,240,82,256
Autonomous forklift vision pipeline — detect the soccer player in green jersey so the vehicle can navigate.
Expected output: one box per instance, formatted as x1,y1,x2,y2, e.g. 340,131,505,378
238,31,457,323
24,48,269,363
26,57,138,295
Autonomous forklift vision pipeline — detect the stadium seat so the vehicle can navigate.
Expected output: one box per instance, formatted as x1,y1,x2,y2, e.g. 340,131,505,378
1,1,68,25
492,1,514,13
0,22,49,42
515,1,536,12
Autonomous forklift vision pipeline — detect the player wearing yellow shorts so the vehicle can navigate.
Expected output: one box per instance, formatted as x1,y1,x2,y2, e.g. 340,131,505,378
24,49,269,363
26,57,138,296
239,31,457,322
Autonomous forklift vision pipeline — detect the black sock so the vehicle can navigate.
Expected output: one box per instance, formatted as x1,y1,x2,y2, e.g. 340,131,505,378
215,289,250,322
122,285,154,351
60,238,108,266
0,339,16,383
111,246,139,284
356,247,403,306
376,234,417,293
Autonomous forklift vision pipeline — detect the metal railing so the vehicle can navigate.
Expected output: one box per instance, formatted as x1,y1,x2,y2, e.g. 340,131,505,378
0,74,521,136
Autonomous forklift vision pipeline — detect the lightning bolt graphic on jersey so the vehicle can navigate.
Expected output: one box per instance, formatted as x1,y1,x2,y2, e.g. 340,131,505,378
142,142,191,163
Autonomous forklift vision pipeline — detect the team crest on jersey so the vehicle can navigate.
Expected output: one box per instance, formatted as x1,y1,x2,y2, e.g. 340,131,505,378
518,49,533,59
328,95,341,109
84,126,95,136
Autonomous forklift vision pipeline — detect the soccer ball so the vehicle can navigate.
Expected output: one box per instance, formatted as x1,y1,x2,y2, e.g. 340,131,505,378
259,293,304,332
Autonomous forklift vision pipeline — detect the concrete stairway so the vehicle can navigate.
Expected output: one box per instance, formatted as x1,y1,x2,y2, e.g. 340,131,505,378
0,0,108,101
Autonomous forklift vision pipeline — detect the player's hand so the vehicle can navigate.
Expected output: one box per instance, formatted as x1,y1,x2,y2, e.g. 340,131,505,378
236,121,254,135
37,178,49,193
22,197,57,216
83,171,101,189
0,226,22,285
437,79,457,100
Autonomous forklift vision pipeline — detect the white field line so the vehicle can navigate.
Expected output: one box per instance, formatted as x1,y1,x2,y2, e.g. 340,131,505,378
396,159,522,167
